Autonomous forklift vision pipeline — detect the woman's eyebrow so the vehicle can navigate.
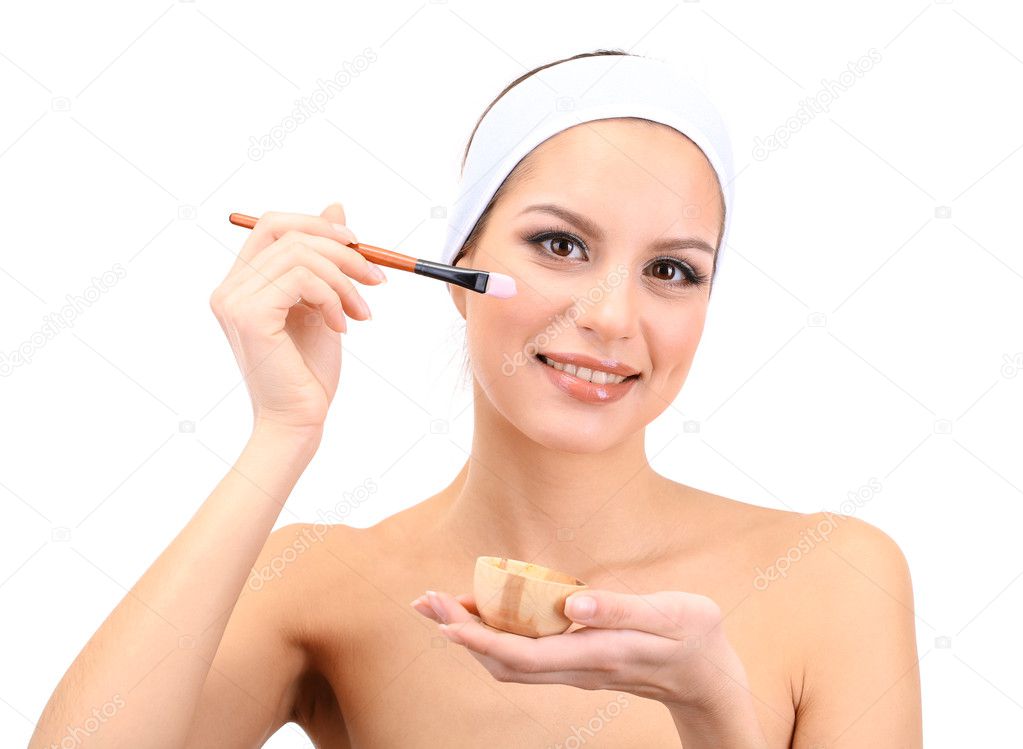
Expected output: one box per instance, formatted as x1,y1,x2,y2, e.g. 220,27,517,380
517,202,716,256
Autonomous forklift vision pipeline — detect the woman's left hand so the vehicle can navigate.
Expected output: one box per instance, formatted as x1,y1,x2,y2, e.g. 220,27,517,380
410,588,748,714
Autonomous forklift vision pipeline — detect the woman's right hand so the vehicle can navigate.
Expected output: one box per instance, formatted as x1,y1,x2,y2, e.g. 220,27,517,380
208,202,387,433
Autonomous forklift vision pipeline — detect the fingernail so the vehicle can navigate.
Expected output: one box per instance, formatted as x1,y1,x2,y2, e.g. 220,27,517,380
426,591,447,622
567,595,595,619
370,265,387,283
358,296,372,320
331,223,357,244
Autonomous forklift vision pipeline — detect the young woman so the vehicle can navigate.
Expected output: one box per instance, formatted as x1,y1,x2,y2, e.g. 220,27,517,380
31,50,922,748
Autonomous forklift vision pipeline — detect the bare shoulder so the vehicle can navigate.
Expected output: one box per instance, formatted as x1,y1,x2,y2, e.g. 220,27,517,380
260,521,384,593
667,483,915,644
677,483,911,581
185,522,366,745
668,482,819,549
728,506,920,746
263,511,424,608
671,487,920,744
791,514,920,744
759,509,914,604
776,509,916,652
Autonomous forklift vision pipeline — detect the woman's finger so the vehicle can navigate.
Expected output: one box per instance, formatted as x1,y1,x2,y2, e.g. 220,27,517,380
428,591,601,671
427,591,677,685
237,242,371,322
454,593,479,617
411,600,437,622
443,615,671,677
233,210,358,268
257,230,383,287
562,590,721,640
223,228,384,301
248,265,347,333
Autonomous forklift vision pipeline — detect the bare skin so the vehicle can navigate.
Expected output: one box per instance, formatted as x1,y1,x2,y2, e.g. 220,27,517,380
185,473,919,747
31,118,921,748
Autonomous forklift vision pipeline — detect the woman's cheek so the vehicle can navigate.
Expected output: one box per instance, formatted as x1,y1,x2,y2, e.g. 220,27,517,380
464,297,531,383
648,311,706,389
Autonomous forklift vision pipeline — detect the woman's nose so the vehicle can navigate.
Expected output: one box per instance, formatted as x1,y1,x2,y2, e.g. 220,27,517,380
572,268,639,341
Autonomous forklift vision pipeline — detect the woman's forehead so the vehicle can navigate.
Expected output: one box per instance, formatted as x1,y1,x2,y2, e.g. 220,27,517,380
500,137,722,235
515,120,720,197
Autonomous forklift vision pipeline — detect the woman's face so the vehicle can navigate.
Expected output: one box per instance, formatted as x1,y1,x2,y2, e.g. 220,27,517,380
452,117,724,453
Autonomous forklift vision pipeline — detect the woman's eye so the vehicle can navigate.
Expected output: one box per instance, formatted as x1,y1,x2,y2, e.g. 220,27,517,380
528,230,709,288
649,259,685,282
531,231,585,259
646,257,708,288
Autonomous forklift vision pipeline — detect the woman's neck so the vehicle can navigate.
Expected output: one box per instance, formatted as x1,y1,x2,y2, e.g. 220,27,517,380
435,394,684,575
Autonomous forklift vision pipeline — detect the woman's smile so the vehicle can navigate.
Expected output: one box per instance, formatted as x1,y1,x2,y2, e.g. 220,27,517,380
534,352,640,404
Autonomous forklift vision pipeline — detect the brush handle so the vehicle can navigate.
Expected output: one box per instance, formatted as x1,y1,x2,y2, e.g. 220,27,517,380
227,212,417,272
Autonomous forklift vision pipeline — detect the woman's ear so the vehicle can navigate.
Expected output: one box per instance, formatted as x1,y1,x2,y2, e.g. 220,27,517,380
449,284,468,321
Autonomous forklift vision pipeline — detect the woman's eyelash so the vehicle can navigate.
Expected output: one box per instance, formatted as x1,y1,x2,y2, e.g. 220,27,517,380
524,227,710,288
650,255,710,288
526,227,587,259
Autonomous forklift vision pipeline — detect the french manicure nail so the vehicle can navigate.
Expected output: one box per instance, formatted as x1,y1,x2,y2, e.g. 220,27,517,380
426,591,447,622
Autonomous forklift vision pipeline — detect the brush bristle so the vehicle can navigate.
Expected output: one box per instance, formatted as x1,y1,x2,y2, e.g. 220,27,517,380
484,272,517,298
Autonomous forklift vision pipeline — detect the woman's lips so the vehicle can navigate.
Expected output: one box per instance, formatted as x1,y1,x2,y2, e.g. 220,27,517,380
539,351,640,378
535,354,639,404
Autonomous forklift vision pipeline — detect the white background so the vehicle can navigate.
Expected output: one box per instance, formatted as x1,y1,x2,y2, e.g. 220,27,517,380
2,1,1021,746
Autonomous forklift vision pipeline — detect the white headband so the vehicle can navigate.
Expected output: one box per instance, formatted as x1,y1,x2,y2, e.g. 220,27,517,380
439,54,735,283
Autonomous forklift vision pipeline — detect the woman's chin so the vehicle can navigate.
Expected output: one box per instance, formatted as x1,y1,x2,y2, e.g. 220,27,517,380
521,415,625,454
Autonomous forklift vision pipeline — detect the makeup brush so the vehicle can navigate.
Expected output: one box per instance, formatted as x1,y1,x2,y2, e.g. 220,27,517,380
228,213,517,298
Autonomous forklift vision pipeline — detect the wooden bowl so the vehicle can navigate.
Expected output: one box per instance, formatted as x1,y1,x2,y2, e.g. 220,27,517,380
473,556,588,638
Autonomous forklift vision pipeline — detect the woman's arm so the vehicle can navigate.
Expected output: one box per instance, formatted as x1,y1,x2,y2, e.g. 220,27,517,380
667,674,768,748
29,423,321,749
790,514,923,747
30,202,380,747
418,588,772,747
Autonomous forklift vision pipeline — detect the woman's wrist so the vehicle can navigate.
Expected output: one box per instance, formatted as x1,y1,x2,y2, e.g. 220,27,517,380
249,418,323,461
664,636,769,748
224,421,322,514
667,680,768,748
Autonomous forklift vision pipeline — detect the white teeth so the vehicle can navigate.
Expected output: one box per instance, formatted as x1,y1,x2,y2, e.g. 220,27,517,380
540,356,628,385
